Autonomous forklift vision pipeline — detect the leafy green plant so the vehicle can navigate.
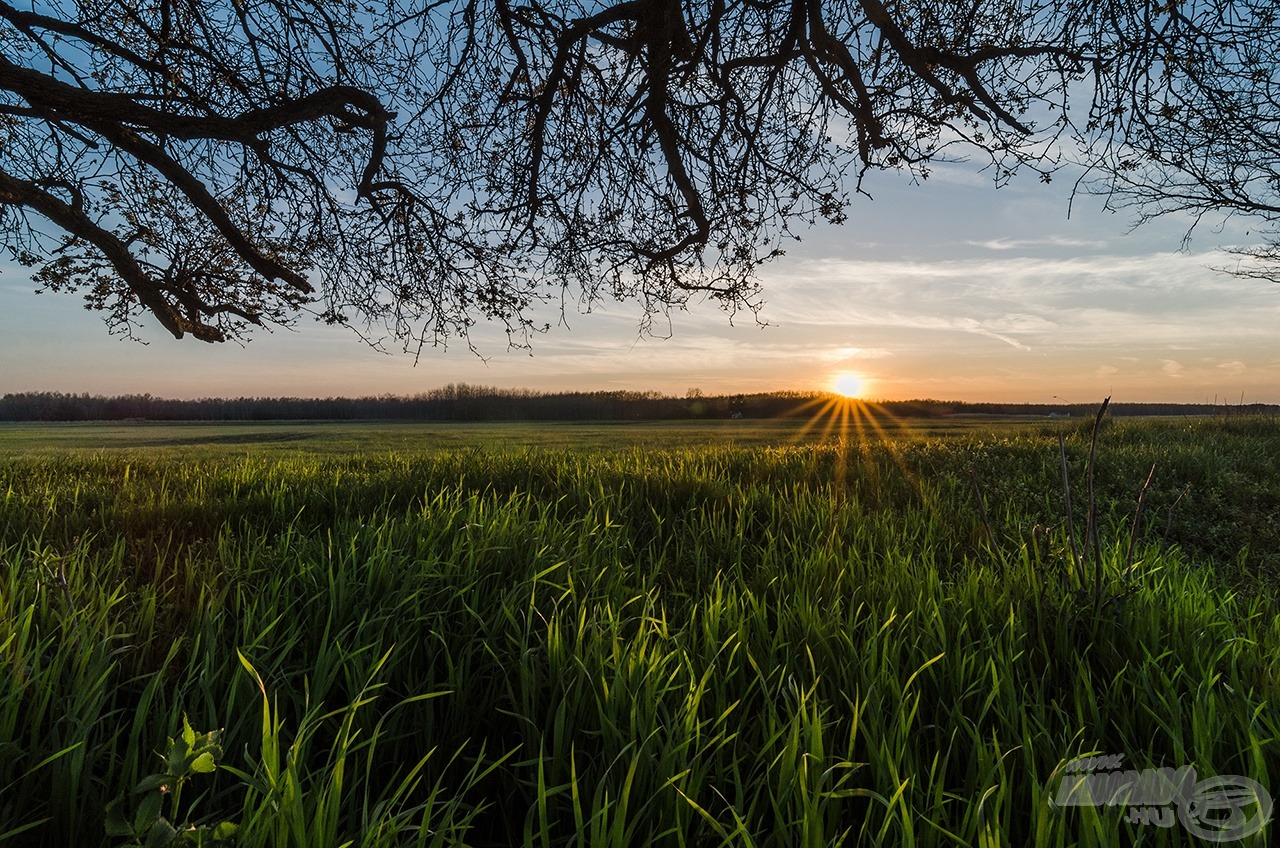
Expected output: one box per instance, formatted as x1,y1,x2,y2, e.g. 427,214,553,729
104,717,237,847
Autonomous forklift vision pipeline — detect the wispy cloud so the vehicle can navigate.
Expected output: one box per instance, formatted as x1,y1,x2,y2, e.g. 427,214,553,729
967,236,1110,251
759,250,1280,354
820,346,894,361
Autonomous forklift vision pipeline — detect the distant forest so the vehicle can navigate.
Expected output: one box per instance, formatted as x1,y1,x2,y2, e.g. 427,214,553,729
2,389,1275,422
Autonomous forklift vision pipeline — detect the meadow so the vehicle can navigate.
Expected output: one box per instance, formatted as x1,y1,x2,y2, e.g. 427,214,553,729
1,414,1277,846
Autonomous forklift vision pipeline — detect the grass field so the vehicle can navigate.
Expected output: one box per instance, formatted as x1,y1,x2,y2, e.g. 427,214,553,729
0,416,1048,455
1,415,1277,846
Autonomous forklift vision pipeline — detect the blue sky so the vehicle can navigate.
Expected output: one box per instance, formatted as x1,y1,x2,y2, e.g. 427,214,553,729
3,161,1278,403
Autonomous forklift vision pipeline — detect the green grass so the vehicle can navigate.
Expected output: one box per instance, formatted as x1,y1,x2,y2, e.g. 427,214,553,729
1,416,1276,846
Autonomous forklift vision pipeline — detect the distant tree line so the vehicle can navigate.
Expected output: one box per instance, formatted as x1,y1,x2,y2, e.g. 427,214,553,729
1,389,1275,423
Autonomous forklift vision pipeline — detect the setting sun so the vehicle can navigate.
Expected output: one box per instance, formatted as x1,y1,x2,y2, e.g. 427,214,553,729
832,372,866,398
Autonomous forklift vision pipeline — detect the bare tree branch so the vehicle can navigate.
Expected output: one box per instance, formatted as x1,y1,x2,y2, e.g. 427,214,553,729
2,0,1278,349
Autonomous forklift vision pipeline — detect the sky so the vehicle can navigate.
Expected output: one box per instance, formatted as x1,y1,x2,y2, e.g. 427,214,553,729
2,161,1278,404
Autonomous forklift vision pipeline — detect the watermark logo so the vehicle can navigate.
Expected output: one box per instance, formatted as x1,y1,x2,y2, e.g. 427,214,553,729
1051,754,1272,842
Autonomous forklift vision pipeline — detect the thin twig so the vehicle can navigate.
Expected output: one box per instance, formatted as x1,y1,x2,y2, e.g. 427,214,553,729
1086,396,1110,598
1058,433,1080,585
967,469,997,553
1162,485,1189,553
53,555,79,630
1124,462,1157,581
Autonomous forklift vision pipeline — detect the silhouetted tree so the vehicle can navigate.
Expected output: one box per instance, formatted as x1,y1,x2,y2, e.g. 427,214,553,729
1082,2,1280,273
2,1,1277,348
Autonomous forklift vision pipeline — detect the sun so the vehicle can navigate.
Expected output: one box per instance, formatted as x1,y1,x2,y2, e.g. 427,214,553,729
832,372,865,399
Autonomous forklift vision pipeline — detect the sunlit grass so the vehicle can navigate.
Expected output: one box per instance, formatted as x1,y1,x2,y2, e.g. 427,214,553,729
1,417,1277,846
786,393,923,444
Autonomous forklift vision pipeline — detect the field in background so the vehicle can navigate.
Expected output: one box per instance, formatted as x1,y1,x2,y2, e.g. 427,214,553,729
1,415,1277,846
0,416,1053,456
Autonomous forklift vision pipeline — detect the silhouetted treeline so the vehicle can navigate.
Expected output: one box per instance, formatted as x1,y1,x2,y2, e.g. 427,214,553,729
1,389,1275,422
